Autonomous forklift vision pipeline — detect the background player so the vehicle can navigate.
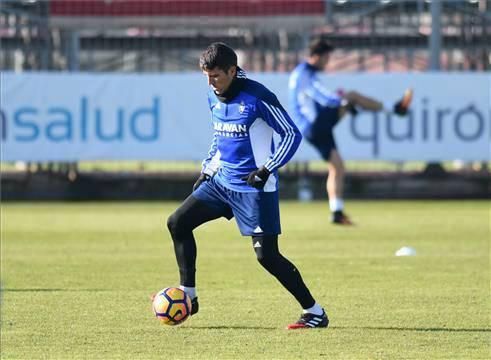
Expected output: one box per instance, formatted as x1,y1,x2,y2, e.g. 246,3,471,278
165,42,328,329
289,36,412,225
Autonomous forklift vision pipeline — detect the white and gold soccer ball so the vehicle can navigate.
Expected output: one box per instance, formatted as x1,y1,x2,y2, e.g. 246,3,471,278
152,287,192,326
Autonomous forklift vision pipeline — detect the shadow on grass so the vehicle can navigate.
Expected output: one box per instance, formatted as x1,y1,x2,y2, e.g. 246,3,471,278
1,288,113,292
184,325,277,330
335,325,490,333
3,290,489,334
184,325,490,332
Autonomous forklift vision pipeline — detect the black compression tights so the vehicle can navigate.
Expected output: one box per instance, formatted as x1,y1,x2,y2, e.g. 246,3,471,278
252,235,315,309
167,195,223,288
167,195,316,309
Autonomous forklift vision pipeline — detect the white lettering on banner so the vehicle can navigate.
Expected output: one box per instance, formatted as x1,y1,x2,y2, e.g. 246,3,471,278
1,72,489,162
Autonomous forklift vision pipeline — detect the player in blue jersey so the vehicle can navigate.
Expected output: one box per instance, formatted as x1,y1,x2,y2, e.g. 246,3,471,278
289,36,412,225
165,42,328,329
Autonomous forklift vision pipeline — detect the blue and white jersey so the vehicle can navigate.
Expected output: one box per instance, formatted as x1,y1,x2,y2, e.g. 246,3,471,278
288,62,342,137
201,75,302,193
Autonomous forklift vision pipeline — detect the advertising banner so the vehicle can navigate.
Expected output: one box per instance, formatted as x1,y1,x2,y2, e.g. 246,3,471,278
1,72,489,162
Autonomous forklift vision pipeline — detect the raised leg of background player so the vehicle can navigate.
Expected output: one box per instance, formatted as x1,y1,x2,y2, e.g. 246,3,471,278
343,90,383,112
328,89,413,225
342,88,413,116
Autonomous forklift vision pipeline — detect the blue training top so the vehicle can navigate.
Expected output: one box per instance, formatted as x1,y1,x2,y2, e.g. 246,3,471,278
288,61,342,137
201,71,302,193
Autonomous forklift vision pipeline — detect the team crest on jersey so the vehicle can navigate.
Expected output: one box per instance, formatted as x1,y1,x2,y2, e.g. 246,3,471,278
239,101,246,114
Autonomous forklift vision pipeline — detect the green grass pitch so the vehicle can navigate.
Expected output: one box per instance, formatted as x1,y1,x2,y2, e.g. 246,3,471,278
1,201,489,359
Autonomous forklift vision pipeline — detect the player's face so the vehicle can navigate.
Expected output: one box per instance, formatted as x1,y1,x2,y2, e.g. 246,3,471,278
317,53,330,70
203,66,236,95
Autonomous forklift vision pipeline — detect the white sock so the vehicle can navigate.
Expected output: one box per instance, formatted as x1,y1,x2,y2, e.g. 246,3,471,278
329,198,344,212
303,303,324,316
179,286,196,299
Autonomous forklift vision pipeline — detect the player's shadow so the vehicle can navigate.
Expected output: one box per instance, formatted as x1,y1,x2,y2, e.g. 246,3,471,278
1,288,113,292
336,325,490,333
185,325,276,330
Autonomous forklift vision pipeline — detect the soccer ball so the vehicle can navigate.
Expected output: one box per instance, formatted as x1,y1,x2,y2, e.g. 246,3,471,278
152,287,192,326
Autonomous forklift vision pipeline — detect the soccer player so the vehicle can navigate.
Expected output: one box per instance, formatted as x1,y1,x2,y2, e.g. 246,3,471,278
166,42,328,329
289,36,412,225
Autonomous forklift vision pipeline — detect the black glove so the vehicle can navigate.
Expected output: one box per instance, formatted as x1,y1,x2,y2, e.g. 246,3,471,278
192,173,210,191
241,166,270,189
345,102,359,116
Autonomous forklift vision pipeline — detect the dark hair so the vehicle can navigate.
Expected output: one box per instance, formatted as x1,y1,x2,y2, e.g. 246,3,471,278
199,42,237,71
308,37,335,56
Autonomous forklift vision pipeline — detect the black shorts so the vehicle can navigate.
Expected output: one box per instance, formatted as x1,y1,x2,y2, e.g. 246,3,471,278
306,106,341,161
